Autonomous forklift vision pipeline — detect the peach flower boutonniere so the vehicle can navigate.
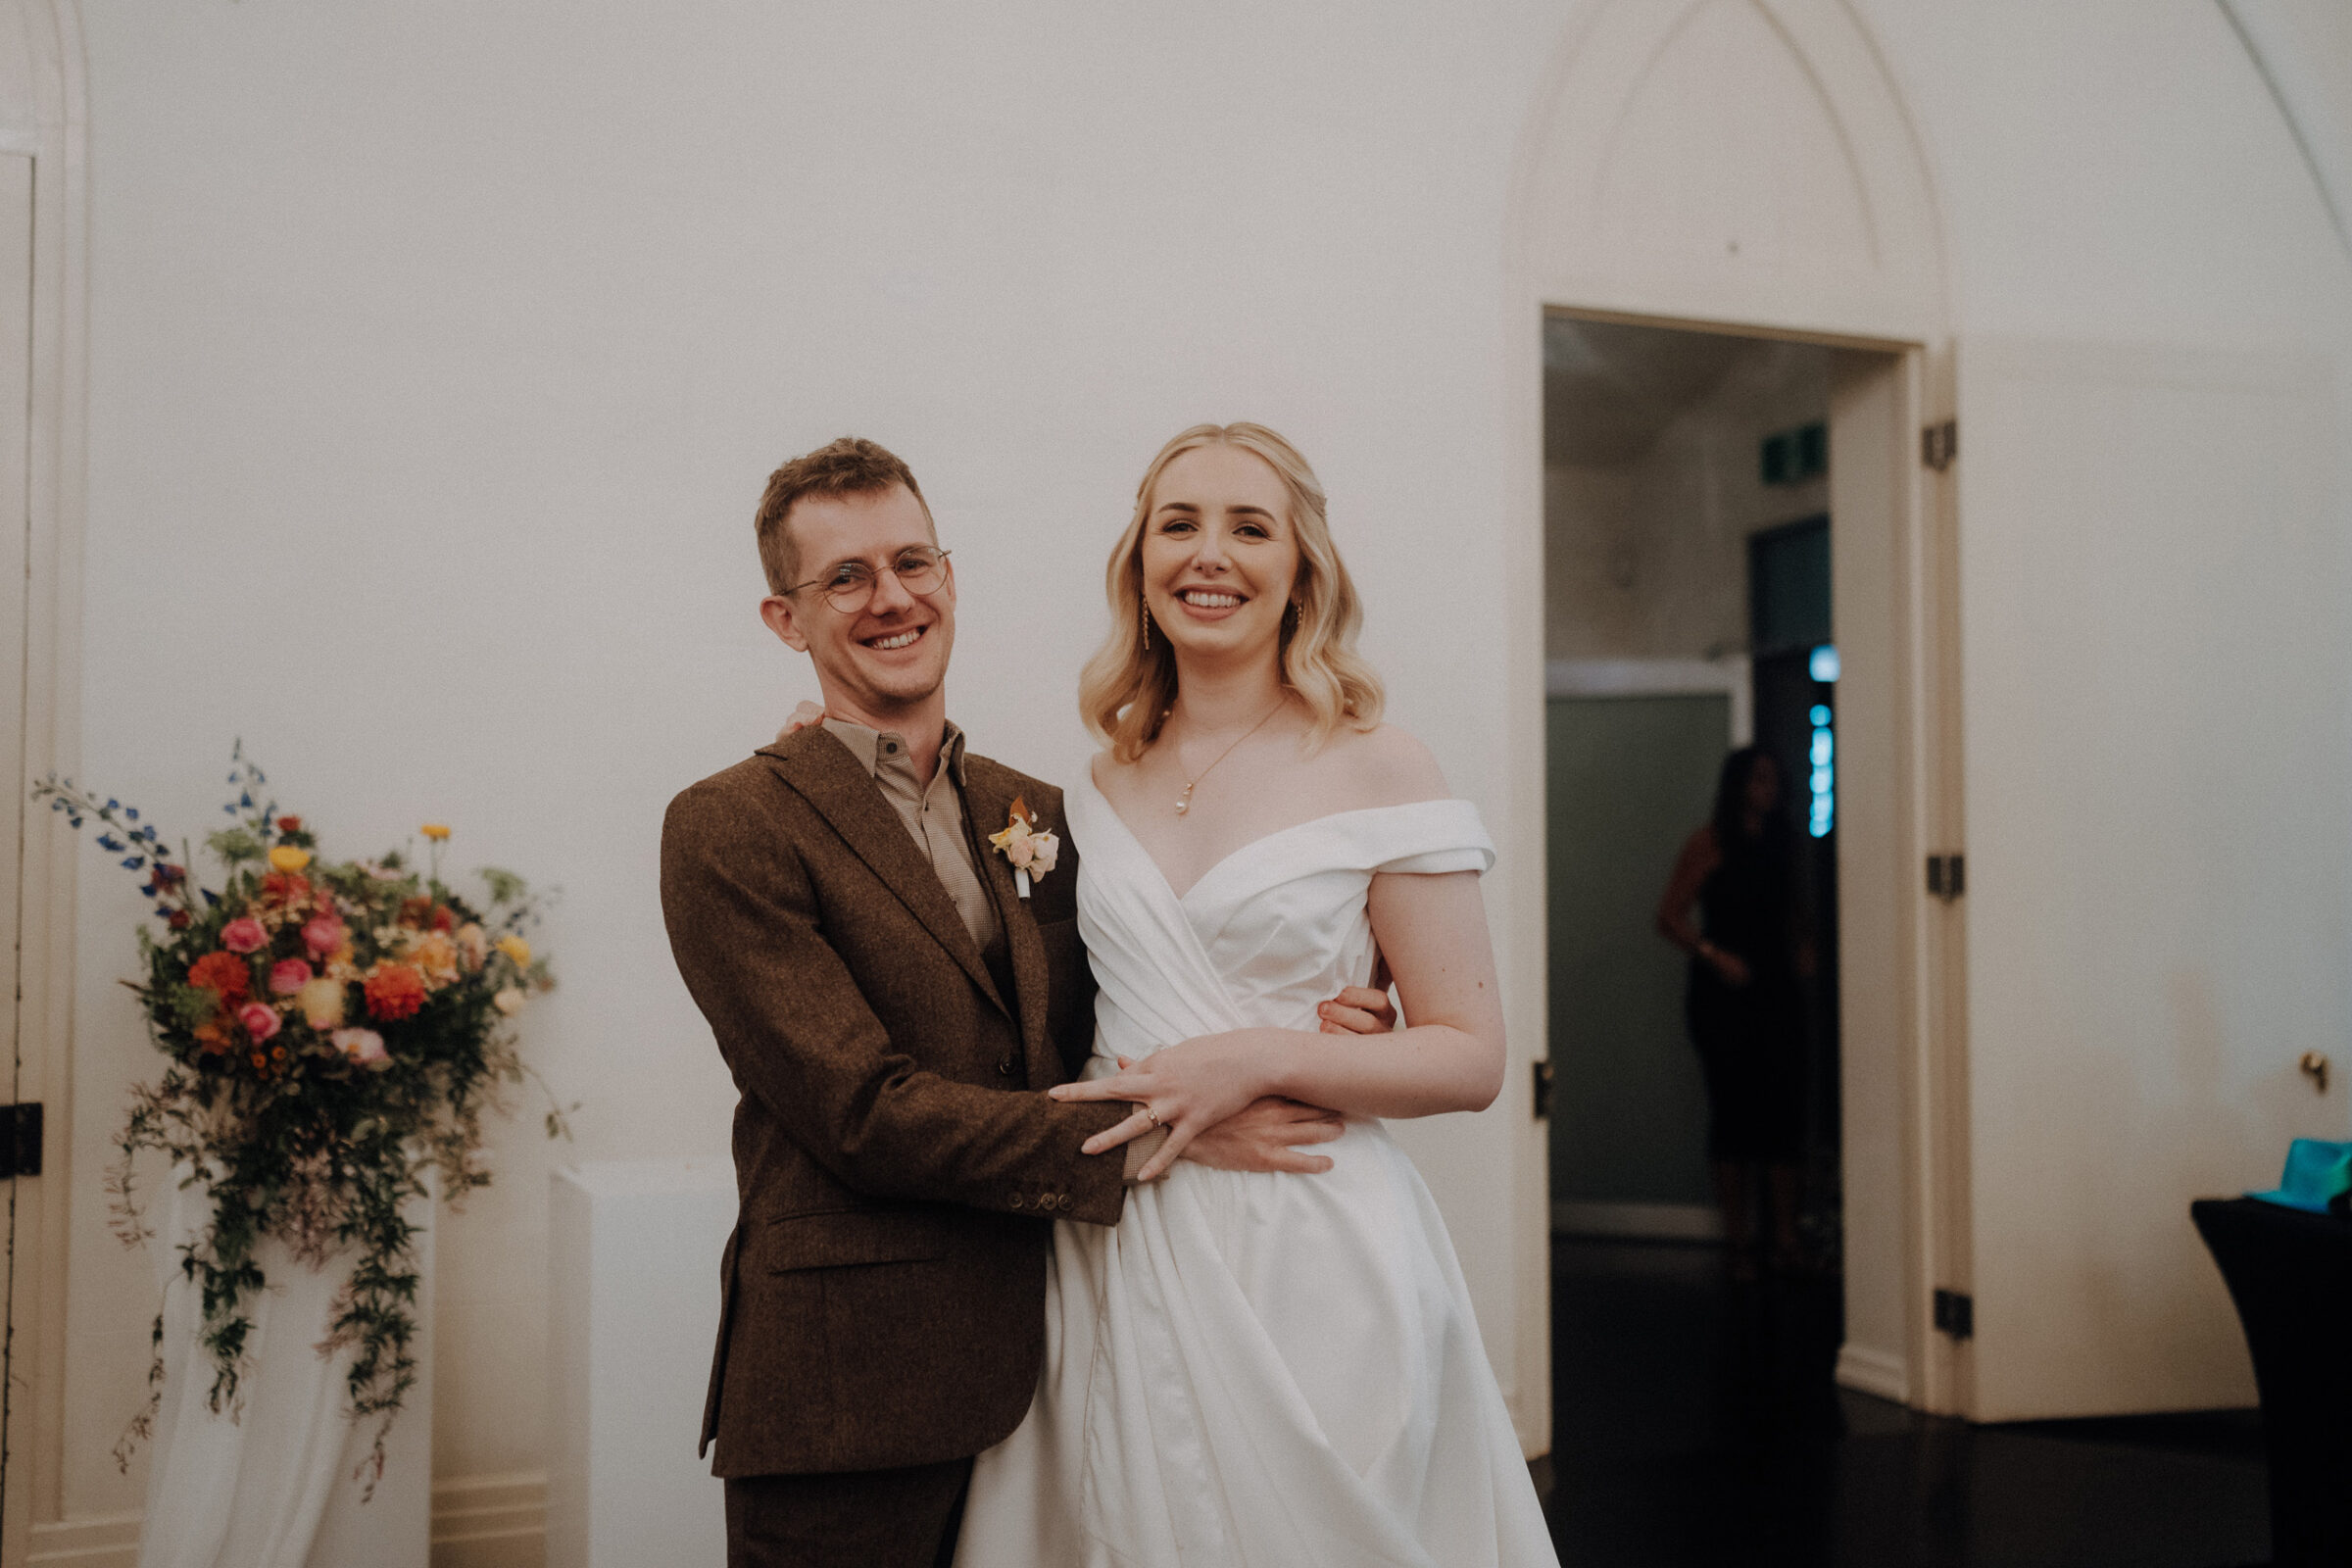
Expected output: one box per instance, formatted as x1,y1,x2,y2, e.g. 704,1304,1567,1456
988,796,1060,902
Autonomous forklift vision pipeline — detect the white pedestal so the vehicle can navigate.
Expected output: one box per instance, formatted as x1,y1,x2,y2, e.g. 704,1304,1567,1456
547,1157,737,1568
303,1203,432,1568
137,1175,432,1568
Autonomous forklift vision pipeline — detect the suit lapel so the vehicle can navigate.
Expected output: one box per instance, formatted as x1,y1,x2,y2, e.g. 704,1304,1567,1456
763,730,1009,1017
960,762,1056,1082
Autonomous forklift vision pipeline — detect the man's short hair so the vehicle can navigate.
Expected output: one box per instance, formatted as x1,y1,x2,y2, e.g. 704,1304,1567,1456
755,437,932,595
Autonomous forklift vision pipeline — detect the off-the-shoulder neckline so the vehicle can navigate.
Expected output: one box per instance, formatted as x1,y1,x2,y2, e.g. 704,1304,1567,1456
1075,776,1475,905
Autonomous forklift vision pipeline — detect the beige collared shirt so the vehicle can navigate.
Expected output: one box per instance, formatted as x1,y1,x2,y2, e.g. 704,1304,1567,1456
817,715,1165,1179
821,715,1004,963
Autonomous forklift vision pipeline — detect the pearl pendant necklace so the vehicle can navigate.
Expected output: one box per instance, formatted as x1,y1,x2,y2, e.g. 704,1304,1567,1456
1171,699,1287,816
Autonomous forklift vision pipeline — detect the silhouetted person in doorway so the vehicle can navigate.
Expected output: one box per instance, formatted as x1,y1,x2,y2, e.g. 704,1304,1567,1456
1657,747,1811,1283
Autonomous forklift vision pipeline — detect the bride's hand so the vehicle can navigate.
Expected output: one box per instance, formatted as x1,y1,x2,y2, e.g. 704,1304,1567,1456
1051,1034,1281,1182
1317,984,1396,1036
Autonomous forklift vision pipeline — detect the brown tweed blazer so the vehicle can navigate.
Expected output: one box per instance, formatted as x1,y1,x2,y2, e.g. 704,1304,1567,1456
661,723,1130,1479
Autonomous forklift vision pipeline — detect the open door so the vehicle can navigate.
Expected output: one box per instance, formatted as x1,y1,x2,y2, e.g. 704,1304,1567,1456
1953,337,2348,1419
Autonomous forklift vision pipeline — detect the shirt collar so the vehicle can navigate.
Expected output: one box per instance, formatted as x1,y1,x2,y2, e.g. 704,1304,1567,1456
819,714,968,787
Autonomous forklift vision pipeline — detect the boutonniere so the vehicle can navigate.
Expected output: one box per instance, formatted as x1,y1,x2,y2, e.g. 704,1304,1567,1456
988,796,1060,901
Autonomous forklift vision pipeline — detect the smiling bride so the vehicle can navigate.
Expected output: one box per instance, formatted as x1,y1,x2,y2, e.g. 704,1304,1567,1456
953,424,1559,1567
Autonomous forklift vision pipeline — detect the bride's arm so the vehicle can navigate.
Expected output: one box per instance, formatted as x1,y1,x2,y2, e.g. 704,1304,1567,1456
1049,867,1505,1181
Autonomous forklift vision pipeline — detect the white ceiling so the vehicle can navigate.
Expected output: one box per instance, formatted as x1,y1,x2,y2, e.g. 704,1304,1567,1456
1542,316,1762,466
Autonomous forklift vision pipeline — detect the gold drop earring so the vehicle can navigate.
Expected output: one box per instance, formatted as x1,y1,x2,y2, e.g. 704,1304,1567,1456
1142,596,1152,650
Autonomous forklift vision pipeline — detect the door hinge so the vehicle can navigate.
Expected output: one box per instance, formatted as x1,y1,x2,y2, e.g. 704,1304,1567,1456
1533,1059,1553,1121
1921,417,1957,471
1933,1287,1974,1340
1926,852,1966,902
3,1103,42,1178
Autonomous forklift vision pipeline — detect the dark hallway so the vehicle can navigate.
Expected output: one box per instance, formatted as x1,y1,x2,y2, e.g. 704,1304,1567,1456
1541,1239,2270,1568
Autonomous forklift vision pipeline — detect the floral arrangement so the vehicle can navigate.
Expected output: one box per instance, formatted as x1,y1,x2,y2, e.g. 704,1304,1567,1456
35,746,568,1489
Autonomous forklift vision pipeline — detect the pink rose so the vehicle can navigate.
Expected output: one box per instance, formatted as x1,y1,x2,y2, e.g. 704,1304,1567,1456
1026,831,1059,878
270,958,314,995
301,913,346,958
1006,835,1036,869
332,1027,390,1069
237,1001,282,1042
220,916,268,955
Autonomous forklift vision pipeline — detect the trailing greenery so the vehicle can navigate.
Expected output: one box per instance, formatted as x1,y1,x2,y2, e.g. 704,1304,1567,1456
38,745,570,1494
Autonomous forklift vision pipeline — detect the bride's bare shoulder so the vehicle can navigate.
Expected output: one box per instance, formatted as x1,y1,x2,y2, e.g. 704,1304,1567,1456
1317,722,1450,809
1087,748,1143,800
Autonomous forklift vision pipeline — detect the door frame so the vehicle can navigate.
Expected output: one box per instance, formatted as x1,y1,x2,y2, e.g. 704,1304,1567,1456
2,1,90,1561
1519,313,1966,1417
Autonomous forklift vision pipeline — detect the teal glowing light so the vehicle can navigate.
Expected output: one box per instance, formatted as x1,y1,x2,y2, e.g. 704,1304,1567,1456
1807,704,1836,838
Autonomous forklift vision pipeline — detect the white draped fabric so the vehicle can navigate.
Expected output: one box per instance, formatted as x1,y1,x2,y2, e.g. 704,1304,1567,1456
957,783,1558,1568
138,1172,430,1568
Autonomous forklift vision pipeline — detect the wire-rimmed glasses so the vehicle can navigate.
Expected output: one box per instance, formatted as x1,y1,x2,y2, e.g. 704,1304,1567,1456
783,546,953,612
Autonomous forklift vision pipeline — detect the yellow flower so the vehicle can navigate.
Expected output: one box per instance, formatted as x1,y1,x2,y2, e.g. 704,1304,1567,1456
419,823,452,842
269,845,312,873
495,935,532,969
407,930,461,987
296,976,347,1030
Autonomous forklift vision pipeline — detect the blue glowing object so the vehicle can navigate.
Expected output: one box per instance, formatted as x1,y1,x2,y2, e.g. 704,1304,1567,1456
1806,698,1836,837
1809,644,1840,683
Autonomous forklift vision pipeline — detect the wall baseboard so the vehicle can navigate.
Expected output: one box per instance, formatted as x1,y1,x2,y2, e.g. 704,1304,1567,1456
1836,1343,1911,1404
22,1473,548,1568
27,1511,139,1567
432,1472,547,1568
1551,1200,1725,1241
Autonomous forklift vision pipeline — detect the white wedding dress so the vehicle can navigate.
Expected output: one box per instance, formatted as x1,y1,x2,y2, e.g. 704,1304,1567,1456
956,781,1559,1568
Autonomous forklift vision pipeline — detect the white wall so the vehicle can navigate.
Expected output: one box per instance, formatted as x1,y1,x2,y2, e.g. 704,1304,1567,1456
1864,0,2352,1419
61,0,1568,1519
45,0,2352,1536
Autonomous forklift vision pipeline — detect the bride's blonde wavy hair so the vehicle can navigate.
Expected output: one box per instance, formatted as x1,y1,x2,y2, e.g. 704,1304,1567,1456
1080,422,1384,763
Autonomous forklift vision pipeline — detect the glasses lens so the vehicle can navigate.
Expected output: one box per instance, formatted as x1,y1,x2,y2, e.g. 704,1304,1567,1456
894,551,945,595
821,564,875,611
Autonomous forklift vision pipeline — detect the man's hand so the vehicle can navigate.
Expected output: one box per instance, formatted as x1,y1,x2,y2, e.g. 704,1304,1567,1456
1179,1097,1345,1175
1316,983,1396,1036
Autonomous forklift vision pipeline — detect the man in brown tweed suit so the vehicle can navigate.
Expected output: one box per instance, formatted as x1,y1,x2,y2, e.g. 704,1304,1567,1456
661,438,1374,1567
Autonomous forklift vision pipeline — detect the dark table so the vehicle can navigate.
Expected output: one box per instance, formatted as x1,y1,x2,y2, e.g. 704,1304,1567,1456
2192,1197,2352,1567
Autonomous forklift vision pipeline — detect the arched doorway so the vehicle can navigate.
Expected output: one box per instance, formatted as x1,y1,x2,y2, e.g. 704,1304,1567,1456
1500,0,1964,1455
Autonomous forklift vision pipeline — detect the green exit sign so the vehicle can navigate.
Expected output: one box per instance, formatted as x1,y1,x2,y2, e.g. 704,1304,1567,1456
1761,420,1827,485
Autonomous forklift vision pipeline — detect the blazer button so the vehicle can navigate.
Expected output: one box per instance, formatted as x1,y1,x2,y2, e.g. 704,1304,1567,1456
997,1058,1015,1076
1056,1195,1073,1211
1008,1195,1023,1209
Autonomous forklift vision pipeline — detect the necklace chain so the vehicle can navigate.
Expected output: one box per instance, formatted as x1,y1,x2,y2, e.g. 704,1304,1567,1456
1171,699,1287,816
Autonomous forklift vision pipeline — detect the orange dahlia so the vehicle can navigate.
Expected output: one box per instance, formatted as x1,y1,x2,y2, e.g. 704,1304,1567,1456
188,951,253,1002
363,962,428,1021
